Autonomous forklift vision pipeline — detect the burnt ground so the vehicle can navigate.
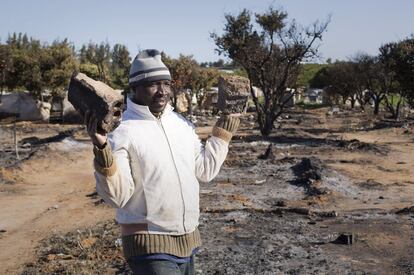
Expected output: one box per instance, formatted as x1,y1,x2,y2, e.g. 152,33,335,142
2,106,414,274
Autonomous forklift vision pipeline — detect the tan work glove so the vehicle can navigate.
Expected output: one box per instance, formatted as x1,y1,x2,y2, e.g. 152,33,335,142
212,114,240,143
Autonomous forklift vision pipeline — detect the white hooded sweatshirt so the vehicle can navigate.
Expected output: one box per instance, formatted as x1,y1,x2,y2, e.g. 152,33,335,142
95,98,229,235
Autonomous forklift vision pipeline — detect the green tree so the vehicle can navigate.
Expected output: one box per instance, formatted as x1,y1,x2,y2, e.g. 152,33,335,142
79,62,100,79
0,44,12,102
9,35,45,99
5,33,40,93
309,65,330,89
354,54,385,115
79,42,111,83
356,48,402,117
41,39,78,97
5,33,78,101
110,44,131,89
378,43,404,118
296,63,328,88
385,38,414,111
212,7,329,136
322,62,360,107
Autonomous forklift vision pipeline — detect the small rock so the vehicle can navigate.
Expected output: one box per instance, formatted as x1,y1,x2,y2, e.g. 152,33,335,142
332,233,355,245
47,205,59,210
275,200,287,207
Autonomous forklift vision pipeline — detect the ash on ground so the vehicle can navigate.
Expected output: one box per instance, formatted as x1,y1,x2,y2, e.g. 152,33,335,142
12,107,414,274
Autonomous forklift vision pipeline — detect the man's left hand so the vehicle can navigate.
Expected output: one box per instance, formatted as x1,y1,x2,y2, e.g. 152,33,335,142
215,114,240,134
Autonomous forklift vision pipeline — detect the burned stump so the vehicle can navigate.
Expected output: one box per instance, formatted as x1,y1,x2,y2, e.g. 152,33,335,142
258,144,275,160
68,72,124,133
217,75,250,115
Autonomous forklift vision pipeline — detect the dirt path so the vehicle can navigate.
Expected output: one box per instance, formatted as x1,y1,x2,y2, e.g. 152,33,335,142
2,110,414,274
0,145,113,274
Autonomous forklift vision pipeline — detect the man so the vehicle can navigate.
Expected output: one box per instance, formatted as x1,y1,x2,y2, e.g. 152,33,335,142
85,49,239,274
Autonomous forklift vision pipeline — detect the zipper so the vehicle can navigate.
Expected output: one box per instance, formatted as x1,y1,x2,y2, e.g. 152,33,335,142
157,118,187,232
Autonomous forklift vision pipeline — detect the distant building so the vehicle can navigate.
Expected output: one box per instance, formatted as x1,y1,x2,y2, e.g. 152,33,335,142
303,88,325,104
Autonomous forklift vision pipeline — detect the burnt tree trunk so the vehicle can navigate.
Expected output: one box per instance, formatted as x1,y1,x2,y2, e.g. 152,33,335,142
261,112,276,136
385,97,403,120
350,97,356,109
372,94,382,115
373,100,380,115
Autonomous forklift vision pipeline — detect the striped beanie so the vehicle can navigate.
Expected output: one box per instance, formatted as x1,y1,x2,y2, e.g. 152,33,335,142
128,49,171,87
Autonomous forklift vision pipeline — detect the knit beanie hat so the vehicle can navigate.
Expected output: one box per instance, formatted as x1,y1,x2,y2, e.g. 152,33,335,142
128,49,171,87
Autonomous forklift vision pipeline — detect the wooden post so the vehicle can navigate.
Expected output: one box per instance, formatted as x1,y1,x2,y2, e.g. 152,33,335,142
13,119,20,160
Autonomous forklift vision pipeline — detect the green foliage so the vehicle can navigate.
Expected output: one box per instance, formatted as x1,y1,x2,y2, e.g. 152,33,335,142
78,43,130,89
1,33,133,102
3,34,79,100
110,44,130,89
310,38,414,118
6,34,44,97
296,63,328,88
384,38,414,108
309,65,330,89
0,44,13,95
79,62,100,79
383,93,406,107
79,42,111,83
41,39,78,96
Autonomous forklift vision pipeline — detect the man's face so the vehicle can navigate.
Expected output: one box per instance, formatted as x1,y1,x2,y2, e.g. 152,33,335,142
131,79,172,114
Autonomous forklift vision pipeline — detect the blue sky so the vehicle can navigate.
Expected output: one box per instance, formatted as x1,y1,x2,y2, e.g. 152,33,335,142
1,0,413,62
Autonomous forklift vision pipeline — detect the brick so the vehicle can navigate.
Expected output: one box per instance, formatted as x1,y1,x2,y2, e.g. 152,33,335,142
217,75,250,114
68,72,124,133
